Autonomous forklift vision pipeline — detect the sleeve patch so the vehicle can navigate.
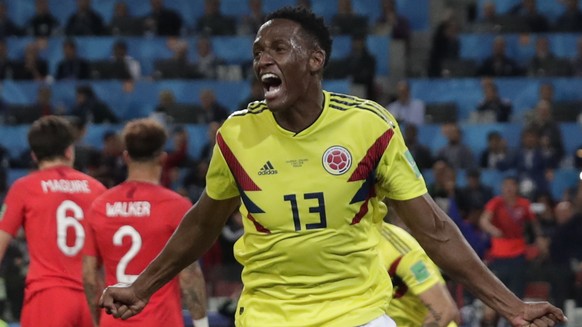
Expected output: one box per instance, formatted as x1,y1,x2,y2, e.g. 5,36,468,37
404,150,421,178
410,260,430,283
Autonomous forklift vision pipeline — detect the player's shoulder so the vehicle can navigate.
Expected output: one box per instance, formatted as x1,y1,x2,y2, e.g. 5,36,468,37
327,91,396,127
379,223,422,254
227,101,269,120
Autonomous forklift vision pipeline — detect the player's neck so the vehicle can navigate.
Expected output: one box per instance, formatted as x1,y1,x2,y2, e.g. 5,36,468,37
38,159,72,170
126,163,162,185
273,88,324,133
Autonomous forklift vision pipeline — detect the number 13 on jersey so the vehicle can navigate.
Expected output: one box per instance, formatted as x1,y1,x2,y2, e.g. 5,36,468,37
283,192,327,231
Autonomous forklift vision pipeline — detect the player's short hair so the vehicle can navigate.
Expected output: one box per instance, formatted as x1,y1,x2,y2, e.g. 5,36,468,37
122,118,167,162
28,115,75,162
265,6,332,67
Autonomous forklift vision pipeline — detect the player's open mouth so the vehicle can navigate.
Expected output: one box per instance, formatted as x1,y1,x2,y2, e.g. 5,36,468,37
261,73,283,99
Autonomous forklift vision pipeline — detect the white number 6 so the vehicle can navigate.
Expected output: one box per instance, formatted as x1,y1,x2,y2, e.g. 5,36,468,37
56,200,85,256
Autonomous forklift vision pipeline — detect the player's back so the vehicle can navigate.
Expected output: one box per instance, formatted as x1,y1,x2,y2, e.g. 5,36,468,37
0,166,106,293
87,181,192,327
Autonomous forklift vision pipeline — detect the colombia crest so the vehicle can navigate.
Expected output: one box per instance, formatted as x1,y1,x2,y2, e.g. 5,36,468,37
322,146,352,175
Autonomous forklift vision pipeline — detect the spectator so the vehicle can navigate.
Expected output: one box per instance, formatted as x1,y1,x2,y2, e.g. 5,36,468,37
527,37,567,77
238,0,266,35
194,35,221,79
387,80,425,126
154,40,201,79
480,131,514,170
30,85,56,118
554,0,582,32
437,123,476,170
346,33,376,100
65,0,105,36
146,0,183,36
26,0,59,37
199,121,220,163
509,0,550,33
403,124,433,170
92,130,126,188
458,169,494,215
470,1,500,33
108,1,136,36
0,39,14,79
69,116,102,174
154,89,177,114
195,0,236,36
538,82,555,105
373,0,411,43
70,85,119,124
111,40,141,80
427,160,461,215
331,0,367,36
479,176,542,304
181,160,209,202
198,89,229,123
161,126,191,188
572,37,582,76
526,100,564,163
12,43,48,81
238,78,263,109
55,38,91,80
427,18,460,77
502,128,549,198
474,79,512,122
0,2,22,38
477,36,523,77
549,200,582,310
533,192,557,237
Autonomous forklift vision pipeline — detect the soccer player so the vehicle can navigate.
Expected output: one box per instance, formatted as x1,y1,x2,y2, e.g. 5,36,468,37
83,118,209,327
0,116,106,327
378,221,459,327
100,7,566,327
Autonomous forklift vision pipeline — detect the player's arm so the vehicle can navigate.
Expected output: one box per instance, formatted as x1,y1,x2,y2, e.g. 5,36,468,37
418,283,459,327
100,190,239,320
179,261,209,327
389,194,566,326
83,255,103,327
478,210,503,237
0,230,13,263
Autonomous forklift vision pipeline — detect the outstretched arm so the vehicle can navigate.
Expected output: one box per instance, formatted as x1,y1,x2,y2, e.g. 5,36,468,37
418,283,460,327
389,193,566,326
179,261,209,327
100,191,240,320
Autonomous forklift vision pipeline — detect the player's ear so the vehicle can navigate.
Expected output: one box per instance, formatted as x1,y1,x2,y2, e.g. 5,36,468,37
30,151,38,163
309,48,325,74
122,150,131,165
64,145,75,162
158,152,168,166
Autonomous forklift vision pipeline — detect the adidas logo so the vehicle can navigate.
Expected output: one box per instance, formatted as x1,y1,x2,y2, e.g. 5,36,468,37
258,161,278,175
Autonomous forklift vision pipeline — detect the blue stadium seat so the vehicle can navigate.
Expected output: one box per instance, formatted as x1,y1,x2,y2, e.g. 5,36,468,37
0,126,30,158
476,0,582,21
409,79,482,121
262,0,296,14
561,123,582,156
7,169,30,186
551,168,579,200
82,124,124,149
323,79,351,94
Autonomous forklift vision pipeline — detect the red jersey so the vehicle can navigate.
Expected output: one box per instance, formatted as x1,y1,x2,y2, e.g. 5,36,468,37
0,166,106,294
484,196,535,258
85,181,192,327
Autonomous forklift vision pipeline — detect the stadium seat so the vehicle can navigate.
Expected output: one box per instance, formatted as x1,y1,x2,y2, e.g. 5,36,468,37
553,101,582,122
440,59,478,77
425,103,458,124
560,123,582,156
7,169,29,186
550,168,580,200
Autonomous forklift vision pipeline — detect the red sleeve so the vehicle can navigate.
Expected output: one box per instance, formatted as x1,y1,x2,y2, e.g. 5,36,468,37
83,205,100,257
0,182,26,236
484,196,500,214
167,197,192,231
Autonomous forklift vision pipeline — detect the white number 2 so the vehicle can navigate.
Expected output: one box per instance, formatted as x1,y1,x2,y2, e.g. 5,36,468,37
56,200,85,256
113,225,142,284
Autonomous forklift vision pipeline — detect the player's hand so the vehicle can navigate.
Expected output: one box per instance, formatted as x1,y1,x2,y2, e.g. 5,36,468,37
99,283,149,320
509,301,567,327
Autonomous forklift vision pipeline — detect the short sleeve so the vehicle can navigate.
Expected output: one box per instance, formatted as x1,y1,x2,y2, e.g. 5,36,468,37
376,127,427,200
484,197,500,213
205,143,239,200
398,248,441,296
0,182,26,236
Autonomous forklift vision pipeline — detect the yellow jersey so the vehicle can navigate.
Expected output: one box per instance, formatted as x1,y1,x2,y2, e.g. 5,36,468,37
206,91,427,327
378,223,458,327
